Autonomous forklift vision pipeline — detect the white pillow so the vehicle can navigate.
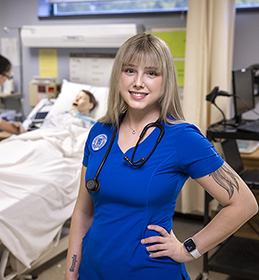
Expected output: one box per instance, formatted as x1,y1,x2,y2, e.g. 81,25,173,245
46,79,109,120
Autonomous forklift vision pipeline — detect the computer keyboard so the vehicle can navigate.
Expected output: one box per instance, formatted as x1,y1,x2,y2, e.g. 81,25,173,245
237,119,259,133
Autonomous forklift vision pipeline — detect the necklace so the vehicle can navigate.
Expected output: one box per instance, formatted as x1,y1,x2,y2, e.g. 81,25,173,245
126,112,158,135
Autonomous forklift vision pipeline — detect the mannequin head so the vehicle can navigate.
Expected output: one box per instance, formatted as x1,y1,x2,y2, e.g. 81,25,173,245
72,90,97,113
0,55,12,86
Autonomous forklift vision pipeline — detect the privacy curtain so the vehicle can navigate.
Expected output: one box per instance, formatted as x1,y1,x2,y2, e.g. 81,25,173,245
176,0,235,214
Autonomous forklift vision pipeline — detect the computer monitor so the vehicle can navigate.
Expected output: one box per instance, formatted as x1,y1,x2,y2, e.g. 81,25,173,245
232,68,255,124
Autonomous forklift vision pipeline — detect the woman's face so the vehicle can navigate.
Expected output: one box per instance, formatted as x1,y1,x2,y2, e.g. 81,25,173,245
72,91,94,113
120,59,162,115
0,68,12,86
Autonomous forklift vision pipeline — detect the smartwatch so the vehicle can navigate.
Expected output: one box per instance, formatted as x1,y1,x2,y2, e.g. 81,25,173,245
183,238,201,259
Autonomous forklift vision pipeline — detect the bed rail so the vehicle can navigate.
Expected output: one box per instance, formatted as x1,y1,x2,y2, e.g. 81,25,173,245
0,222,70,280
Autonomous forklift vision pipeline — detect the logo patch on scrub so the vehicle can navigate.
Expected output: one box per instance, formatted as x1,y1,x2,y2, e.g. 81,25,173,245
92,134,108,151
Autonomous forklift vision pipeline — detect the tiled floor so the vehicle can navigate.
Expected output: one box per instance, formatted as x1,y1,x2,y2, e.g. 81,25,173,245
30,215,250,280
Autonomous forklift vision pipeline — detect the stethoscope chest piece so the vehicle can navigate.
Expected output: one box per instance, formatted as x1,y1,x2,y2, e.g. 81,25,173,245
86,179,100,193
85,125,119,194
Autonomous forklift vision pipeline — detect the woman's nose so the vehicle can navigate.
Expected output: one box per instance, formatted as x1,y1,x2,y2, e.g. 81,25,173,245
134,74,144,88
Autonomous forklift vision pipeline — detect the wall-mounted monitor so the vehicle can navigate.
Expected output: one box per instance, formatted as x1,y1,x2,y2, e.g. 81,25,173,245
38,0,188,17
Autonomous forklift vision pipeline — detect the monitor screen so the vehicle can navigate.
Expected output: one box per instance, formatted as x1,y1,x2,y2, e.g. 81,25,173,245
232,68,255,123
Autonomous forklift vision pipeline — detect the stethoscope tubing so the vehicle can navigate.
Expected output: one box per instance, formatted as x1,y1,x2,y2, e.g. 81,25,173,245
86,118,164,193
124,121,164,167
94,126,118,181
86,125,118,193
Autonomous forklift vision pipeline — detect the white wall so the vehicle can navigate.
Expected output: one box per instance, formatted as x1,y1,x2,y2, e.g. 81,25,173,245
1,0,259,117
0,0,187,116
233,10,259,70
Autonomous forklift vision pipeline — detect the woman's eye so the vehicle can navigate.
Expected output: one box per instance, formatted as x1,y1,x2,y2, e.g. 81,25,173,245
124,68,135,74
147,71,158,76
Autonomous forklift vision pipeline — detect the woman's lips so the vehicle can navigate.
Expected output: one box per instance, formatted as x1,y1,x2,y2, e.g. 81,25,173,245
129,91,148,99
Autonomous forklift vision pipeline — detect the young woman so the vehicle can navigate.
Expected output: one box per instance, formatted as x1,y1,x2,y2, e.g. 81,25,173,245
65,33,258,280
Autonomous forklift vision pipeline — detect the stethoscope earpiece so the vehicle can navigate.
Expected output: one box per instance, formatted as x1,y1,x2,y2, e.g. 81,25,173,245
123,155,131,163
86,179,100,193
123,155,146,166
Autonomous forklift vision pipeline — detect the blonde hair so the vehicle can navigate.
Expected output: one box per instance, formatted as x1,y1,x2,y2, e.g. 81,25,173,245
99,33,185,127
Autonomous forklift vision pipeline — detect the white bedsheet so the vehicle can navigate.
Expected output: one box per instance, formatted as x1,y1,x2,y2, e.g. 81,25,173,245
0,113,94,268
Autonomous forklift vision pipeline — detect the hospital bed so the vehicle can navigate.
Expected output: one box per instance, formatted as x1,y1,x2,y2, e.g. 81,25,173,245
0,80,109,280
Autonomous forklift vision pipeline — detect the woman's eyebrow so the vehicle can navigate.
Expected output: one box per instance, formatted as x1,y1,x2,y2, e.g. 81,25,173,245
123,63,135,67
122,64,159,71
145,66,158,70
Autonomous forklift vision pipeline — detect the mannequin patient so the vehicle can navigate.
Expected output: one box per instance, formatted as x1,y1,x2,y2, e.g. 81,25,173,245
72,90,97,114
42,89,97,130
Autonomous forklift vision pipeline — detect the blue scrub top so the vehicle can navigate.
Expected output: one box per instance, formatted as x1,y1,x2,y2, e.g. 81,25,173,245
79,120,224,280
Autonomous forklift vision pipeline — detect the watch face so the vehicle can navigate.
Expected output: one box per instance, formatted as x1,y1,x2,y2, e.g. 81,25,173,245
184,238,196,252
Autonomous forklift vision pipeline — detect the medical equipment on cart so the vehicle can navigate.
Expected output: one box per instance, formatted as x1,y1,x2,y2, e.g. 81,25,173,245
29,77,61,106
27,99,54,130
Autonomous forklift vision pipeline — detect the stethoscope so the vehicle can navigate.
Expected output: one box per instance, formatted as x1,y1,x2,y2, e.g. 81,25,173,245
85,118,165,193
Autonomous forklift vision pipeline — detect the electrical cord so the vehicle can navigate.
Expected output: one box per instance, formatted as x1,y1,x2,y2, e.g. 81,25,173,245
208,91,259,128
212,101,227,125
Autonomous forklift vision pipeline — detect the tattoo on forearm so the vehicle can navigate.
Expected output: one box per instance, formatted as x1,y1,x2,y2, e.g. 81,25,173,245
69,254,78,272
209,162,240,199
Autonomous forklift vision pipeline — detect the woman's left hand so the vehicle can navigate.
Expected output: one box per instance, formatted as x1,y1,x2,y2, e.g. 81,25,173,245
141,225,193,263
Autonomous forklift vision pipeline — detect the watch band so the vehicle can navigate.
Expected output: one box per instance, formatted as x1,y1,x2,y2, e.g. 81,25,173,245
183,238,201,259
189,248,201,259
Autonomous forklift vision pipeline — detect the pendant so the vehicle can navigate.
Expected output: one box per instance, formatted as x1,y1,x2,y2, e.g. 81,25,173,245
132,130,136,134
